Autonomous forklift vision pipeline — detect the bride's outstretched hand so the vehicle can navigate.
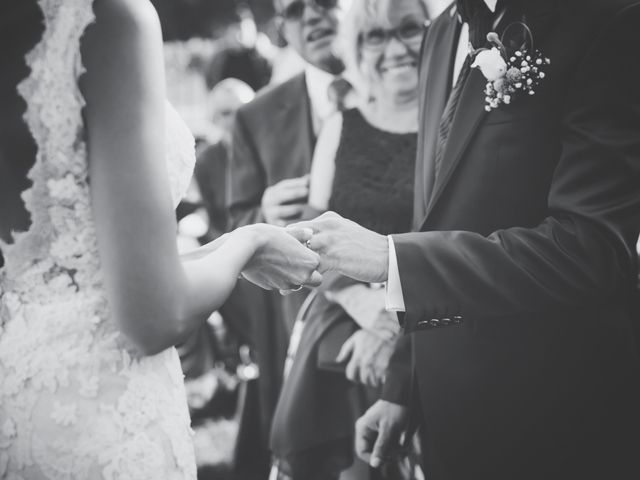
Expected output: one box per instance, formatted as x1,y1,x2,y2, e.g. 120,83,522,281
241,224,322,291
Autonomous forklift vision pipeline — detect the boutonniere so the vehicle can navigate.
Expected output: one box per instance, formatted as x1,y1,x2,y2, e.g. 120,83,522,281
470,22,550,111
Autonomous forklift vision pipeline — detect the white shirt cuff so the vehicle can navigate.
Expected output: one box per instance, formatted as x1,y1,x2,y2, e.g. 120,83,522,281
385,236,406,312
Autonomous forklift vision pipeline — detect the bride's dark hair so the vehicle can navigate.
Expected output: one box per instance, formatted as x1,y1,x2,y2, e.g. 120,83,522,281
0,0,44,247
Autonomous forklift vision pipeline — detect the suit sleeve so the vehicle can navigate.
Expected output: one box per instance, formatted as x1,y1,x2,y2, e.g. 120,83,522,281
393,5,640,331
226,107,266,229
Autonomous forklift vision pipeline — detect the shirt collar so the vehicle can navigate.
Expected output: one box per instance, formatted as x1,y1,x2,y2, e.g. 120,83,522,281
452,1,500,20
454,0,504,29
484,0,498,13
305,63,336,121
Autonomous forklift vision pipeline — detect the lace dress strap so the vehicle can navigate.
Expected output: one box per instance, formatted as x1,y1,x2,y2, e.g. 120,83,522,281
0,0,97,290
0,3,198,478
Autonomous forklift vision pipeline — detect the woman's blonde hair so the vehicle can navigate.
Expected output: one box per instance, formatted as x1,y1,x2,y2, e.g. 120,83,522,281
337,0,428,101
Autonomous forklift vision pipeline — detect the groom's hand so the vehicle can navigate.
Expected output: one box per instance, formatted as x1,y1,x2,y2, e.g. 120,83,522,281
355,399,409,468
289,212,389,283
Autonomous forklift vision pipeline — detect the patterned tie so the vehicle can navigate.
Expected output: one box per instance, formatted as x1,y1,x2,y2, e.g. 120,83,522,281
432,56,471,181
327,76,352,112
432,1,499,183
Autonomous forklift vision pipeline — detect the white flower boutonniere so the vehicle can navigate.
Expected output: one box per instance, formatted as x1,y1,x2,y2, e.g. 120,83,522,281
471,24,550,111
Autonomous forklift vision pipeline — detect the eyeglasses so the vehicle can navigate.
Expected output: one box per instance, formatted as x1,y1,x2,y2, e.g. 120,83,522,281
278,0,339,22
360,21,427,51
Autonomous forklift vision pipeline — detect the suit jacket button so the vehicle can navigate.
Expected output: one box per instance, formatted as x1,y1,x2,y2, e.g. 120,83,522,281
417,319,430,329
441,317,451,326
453,315,463,324
429,318,440,327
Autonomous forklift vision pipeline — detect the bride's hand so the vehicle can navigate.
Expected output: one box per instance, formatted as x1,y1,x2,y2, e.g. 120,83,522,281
240,224,322,291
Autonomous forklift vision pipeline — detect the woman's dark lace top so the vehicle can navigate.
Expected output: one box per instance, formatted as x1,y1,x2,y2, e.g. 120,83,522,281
328,108,417,235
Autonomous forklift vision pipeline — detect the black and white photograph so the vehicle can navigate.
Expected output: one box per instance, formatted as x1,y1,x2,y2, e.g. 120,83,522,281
1,0,640,479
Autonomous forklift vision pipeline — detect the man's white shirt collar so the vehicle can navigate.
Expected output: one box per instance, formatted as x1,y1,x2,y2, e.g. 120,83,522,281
484,0,498,13
305,64,335,134
452,0,499,17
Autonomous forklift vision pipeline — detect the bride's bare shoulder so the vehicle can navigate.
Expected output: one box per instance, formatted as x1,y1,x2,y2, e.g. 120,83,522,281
81,0,164,109
85,0,162,55
92,0,160,33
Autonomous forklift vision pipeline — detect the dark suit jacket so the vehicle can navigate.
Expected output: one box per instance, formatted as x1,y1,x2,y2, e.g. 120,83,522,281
226,73,316,455
228,72,315,229
383,2,640,479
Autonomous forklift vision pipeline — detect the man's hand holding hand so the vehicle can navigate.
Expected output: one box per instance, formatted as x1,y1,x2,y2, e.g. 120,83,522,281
290,212,389,283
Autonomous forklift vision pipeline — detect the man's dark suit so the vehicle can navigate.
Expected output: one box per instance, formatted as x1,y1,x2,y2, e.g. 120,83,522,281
227,72,316,475
383,1,640,478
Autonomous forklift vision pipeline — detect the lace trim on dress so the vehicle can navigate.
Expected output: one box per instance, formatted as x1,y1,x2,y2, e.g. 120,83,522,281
0,0,99,303
0,0,197,477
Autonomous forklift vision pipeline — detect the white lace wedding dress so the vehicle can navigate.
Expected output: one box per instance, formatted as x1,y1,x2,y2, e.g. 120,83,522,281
0,0,197,478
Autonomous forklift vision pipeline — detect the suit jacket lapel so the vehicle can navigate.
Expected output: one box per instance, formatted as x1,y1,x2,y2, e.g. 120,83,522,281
521,0,559,46
275,74,315,176
422,67,488,225
413,10,459,230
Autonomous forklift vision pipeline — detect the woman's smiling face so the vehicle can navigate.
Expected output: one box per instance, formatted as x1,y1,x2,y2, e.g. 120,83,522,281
358,0,426,107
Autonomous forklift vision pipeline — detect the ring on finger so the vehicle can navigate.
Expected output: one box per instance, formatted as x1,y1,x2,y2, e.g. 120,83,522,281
305,239,312,249
291,285,303,292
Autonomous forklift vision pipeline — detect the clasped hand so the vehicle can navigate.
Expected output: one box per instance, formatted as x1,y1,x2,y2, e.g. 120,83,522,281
290,212,390,283
356,399,409,469
336,329,395,388
327,283,400,387
240,224,322,291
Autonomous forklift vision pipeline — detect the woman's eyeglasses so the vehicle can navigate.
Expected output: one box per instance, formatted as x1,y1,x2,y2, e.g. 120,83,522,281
278,0,338,22
360,21,427,50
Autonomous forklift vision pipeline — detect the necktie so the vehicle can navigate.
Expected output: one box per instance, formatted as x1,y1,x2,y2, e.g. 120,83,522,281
432,1,499,186
432,56,471,182
327,76,352,113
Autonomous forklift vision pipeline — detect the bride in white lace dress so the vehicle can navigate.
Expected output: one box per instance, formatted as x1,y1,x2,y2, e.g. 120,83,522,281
0,0,321,478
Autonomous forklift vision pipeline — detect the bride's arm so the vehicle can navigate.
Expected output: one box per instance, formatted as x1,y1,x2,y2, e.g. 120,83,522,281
308,113,343,211
82,0,318,355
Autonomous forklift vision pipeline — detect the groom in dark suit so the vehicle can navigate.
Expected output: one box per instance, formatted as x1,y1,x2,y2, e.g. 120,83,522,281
294,0,640,478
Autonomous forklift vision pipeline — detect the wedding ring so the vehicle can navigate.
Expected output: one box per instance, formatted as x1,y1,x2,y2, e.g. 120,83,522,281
305,239,312,249
291,285,304,292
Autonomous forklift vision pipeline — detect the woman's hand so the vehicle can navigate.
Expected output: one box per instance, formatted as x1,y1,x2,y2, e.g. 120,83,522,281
240,224,322,291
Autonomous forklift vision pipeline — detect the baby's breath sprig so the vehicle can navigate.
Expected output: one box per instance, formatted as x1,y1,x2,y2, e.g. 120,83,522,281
471,27,550,111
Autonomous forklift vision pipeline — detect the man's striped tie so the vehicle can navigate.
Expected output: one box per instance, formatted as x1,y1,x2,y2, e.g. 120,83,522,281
433,56,471,181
